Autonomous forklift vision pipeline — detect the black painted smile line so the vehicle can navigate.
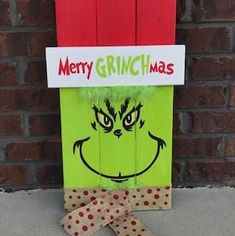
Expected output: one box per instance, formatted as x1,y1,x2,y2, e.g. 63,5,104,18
73,131,166,181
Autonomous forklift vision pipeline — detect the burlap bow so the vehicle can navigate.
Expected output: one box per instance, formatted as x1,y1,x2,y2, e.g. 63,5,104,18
61,190,154,235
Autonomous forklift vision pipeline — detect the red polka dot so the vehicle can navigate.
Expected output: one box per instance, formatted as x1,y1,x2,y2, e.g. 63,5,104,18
101,216,105,220
79,212,84,217
133,229,136,232
97,209,101,212
93,200,97,205
72,189,77,193
93,190,97,193
131,221,136,225
164,202,168,205
90,196,96,201
74,232,79,236
68,225,71,229
157,188,160,191
147,189,152,194
154,194,160,199
124,226,127,229
84,191,89,195
86,208,90,212
69,196,72,199
136,203,139,206
101,189,106,192
110,202,114,206
125,190,129,195
110,215,114,220
144,201,149,206
88,214,94,220
116,209,120,213
77,196,81,199
137,234,141,236
115,224,119,227
100,201,104,204
68,215,72,220
113,194,119,200
107,209,110,213
123,196,127,200
141,195,145,198
117,231,120,234
80,203,86,207
82,225,88,231
76,220,79,224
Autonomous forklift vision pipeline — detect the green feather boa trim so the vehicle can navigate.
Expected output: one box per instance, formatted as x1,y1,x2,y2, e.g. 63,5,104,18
79,86,155,101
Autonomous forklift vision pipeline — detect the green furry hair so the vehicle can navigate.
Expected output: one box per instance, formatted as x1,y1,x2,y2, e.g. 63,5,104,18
79,86,155,101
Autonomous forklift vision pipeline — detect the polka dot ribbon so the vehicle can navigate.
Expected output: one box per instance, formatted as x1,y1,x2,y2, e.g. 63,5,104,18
60,190,154,235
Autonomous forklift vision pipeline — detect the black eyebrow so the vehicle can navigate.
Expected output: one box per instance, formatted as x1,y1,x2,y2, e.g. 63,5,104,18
105,99,117,121
119,98,130,119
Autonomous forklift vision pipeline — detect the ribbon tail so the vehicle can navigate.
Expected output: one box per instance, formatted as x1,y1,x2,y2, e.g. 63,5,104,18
109,213,155,236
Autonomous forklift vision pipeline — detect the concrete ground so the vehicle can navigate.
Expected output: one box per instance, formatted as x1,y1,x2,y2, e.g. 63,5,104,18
0,188,234,236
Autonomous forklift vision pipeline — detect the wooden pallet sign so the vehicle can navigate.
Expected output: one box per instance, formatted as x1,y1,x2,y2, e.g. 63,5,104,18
47,0,185,235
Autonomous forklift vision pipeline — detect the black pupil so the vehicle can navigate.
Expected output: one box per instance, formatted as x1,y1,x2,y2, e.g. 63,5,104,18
104,116,109,125
126,115,132,123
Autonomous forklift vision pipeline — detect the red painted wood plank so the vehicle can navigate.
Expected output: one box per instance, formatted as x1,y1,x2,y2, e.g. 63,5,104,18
97,0,136,46
96,0,137,188
137,0,176,44
55,0,97,46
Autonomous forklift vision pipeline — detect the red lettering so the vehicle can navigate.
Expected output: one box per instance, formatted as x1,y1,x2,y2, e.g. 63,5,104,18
149,62,158,73
58,57,70,75
166,63,174,75
158,61,166,73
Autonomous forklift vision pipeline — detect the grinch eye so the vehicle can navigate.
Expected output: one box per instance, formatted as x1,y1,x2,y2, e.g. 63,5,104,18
93,105,113,133
98,113,112,128
123,103,142,131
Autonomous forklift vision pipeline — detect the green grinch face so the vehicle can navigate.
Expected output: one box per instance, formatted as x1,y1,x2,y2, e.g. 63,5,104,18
73,98,166,183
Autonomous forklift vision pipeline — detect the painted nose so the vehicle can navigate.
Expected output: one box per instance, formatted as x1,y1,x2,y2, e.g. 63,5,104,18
114,129,122,138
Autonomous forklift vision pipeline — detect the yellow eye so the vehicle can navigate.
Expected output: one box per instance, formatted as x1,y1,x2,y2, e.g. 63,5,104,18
124,111,137,127
123,104,142,131
98,113,112,128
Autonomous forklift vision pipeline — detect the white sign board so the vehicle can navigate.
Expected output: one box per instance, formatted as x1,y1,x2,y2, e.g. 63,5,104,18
46,45,185,88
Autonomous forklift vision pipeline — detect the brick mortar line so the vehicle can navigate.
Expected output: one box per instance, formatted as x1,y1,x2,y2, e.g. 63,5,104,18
0,136,61,142
0,161,62,166
0,56,45,61
0,86,57,90
0,26,55,32
174,157,235,161
0,184,62,191
0,110,60,115
173,181,235,187
173,133,235,139
177,22,235,27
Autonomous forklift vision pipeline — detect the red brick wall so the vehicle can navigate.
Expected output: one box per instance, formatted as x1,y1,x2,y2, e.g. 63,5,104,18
175,0,235,187
0,0,234,190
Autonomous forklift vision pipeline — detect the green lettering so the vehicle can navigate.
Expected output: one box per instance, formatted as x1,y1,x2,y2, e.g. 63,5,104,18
96,58,107,78
129,56,140,76
107,55,116,76
141,55,150,75
121,56,132,75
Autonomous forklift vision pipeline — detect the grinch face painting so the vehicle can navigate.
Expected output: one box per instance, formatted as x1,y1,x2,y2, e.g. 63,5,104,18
60,87,173,189
73,98,166,183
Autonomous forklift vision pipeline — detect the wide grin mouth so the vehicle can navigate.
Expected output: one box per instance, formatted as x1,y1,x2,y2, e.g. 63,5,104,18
73,131,166,182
